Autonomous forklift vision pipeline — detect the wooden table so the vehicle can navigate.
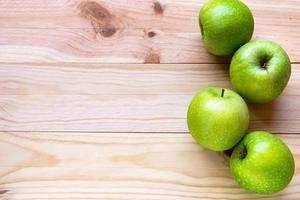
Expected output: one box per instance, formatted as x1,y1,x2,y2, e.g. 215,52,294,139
0,0,299,199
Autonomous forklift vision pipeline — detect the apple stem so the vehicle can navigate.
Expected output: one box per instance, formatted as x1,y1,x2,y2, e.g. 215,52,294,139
221,89,225,97
239,148,247,160
261,62,267,69
260,57,269,69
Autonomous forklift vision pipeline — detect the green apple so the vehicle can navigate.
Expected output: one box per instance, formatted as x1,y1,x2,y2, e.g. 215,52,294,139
199,0,254,56
187,87,249,151
230,131,295,194
230,40,291,103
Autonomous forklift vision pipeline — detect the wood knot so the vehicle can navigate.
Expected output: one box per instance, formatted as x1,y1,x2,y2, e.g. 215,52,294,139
145,50,160,64
148,31,156,38
78,1,117,37
100,24,117,37
0,190,8,195
0,189,9,199
153,1,165,15
79,1,111,22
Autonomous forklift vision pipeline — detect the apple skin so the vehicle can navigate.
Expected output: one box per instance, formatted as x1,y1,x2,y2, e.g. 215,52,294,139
187,87,249,151
230,131,295,194
199,0,254,56
230,40,291,104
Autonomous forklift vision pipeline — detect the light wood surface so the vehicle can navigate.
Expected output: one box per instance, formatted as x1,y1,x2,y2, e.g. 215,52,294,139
0,132,299,200
0,63,299,133
0,0,300,199
0,0,299,63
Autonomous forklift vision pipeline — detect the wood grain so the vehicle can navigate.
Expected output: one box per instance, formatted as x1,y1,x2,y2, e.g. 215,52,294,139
0,63,231,95
0,63,299,133
1,63,299,96
0,132,299,200
0,0,299,63
0,1,299,199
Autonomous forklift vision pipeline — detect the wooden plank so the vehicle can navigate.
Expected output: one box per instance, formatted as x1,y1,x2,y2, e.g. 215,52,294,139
0,63,232,95
0,63,299,133
0,0,299,63
0,94,299,133
0,63,299,96
0,132,299,200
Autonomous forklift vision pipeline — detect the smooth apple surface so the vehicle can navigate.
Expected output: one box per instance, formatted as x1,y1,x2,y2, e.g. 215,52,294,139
187,87,249,151
230,131,295,194
230,40,291,103
199,0,254,56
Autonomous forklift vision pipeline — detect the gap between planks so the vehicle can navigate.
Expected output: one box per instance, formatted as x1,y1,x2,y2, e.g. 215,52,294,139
1,62,300,65
0,131,299,135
